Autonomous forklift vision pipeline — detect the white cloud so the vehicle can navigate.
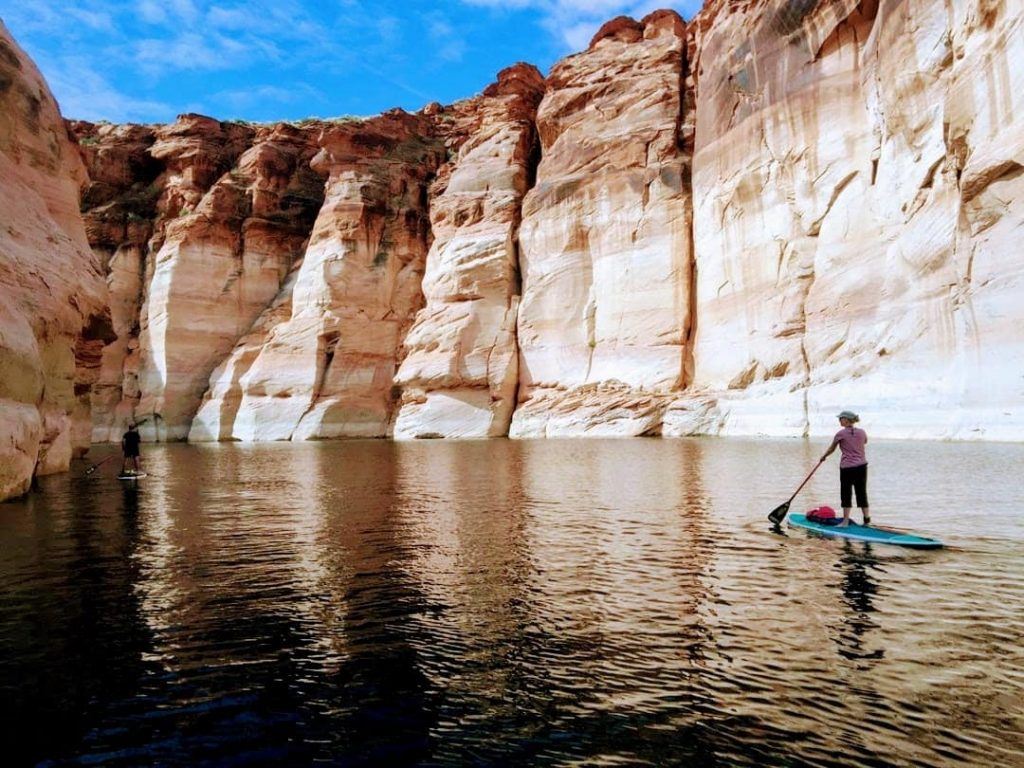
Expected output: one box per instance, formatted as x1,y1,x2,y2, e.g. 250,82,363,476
204,1,319,36
130,29,285,77
457,0,701,52
562,21,599,52
125,0,329,80
206,5,258,30
426,14,467,64
41,54,170,122
437,39,467,62
168,0,200,25
65,6,116,32
210,82,326,111
136,0,167,25
0,0,80,34
376,16,401,45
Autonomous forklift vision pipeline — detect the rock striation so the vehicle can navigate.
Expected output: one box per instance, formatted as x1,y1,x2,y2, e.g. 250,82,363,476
140,119,325,440
2,1,1024,501
668,0,1024,441
0,22,111,499
72,116,327,441
71,120,162,443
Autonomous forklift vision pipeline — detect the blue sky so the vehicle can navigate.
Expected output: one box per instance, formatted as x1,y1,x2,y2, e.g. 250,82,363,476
0,0,701,124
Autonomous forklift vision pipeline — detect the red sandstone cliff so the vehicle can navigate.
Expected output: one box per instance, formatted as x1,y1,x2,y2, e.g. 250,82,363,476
70,115,326,442
1,2,1022,499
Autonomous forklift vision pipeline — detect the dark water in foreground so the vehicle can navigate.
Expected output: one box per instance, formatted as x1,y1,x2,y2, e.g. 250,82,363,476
1,438,1022,767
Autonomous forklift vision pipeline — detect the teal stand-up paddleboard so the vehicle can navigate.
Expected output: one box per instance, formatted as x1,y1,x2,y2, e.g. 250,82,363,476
788,514,943,549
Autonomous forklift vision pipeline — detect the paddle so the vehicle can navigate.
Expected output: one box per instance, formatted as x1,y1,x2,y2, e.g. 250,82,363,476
768,459,824,525
85,455,115,475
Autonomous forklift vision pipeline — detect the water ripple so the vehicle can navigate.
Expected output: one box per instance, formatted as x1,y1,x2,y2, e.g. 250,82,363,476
1,438,1022,766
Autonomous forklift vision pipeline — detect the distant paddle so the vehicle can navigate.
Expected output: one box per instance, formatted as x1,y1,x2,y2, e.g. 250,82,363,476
768,460,824,525
85,455,115,476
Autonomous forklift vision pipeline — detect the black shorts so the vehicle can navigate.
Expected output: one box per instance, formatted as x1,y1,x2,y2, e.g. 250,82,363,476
123,448,140,458
840,463,868,508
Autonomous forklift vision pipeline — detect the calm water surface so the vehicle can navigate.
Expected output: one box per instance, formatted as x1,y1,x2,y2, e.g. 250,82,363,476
1,438,1022,767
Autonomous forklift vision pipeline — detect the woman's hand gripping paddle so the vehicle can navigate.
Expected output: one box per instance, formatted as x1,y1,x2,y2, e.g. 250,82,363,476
768,459,824,525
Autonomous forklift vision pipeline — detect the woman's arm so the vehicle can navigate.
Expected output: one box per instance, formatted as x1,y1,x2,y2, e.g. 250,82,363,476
821,438,838,462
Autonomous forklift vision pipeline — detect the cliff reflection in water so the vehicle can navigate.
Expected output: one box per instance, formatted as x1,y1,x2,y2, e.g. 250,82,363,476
1,438,1022,767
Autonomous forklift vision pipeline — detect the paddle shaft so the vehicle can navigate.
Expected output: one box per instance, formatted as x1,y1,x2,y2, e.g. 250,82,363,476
786,460,823,505
86,455,116,474
769,460,825,523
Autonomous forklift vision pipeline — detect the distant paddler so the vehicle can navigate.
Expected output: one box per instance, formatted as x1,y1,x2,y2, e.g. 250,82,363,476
121,422,143,476
819,410,869,528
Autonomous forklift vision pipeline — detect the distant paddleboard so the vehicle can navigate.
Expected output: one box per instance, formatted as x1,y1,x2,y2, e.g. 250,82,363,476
117,472,147,481
788,514,942,549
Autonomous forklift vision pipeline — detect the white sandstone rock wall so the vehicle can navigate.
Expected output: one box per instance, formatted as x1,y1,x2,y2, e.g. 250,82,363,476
226,113,444,440
511,11,694,437
138,121,322,440
671,0,1024,441
188,260,304,441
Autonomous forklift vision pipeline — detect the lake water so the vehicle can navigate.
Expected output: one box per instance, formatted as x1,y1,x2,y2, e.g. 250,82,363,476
1,438,1022,767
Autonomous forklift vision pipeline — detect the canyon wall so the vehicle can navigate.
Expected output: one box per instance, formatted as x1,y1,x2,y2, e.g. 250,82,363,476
1,1,1023,499
71,120,161,444
670,0,1024,441
0,22,110,499
214,112,444,441
393,64,544,439
72,116,326,442
512,12,694,437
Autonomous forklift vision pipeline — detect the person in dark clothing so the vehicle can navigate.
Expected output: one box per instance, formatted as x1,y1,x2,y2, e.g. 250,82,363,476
121,423,142,474
820,410,869,528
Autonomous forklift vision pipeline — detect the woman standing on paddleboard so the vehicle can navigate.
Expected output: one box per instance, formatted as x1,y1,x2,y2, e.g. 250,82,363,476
819,410,869,528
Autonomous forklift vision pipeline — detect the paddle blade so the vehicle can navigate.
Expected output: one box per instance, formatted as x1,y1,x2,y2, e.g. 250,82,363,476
768,500,790,525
